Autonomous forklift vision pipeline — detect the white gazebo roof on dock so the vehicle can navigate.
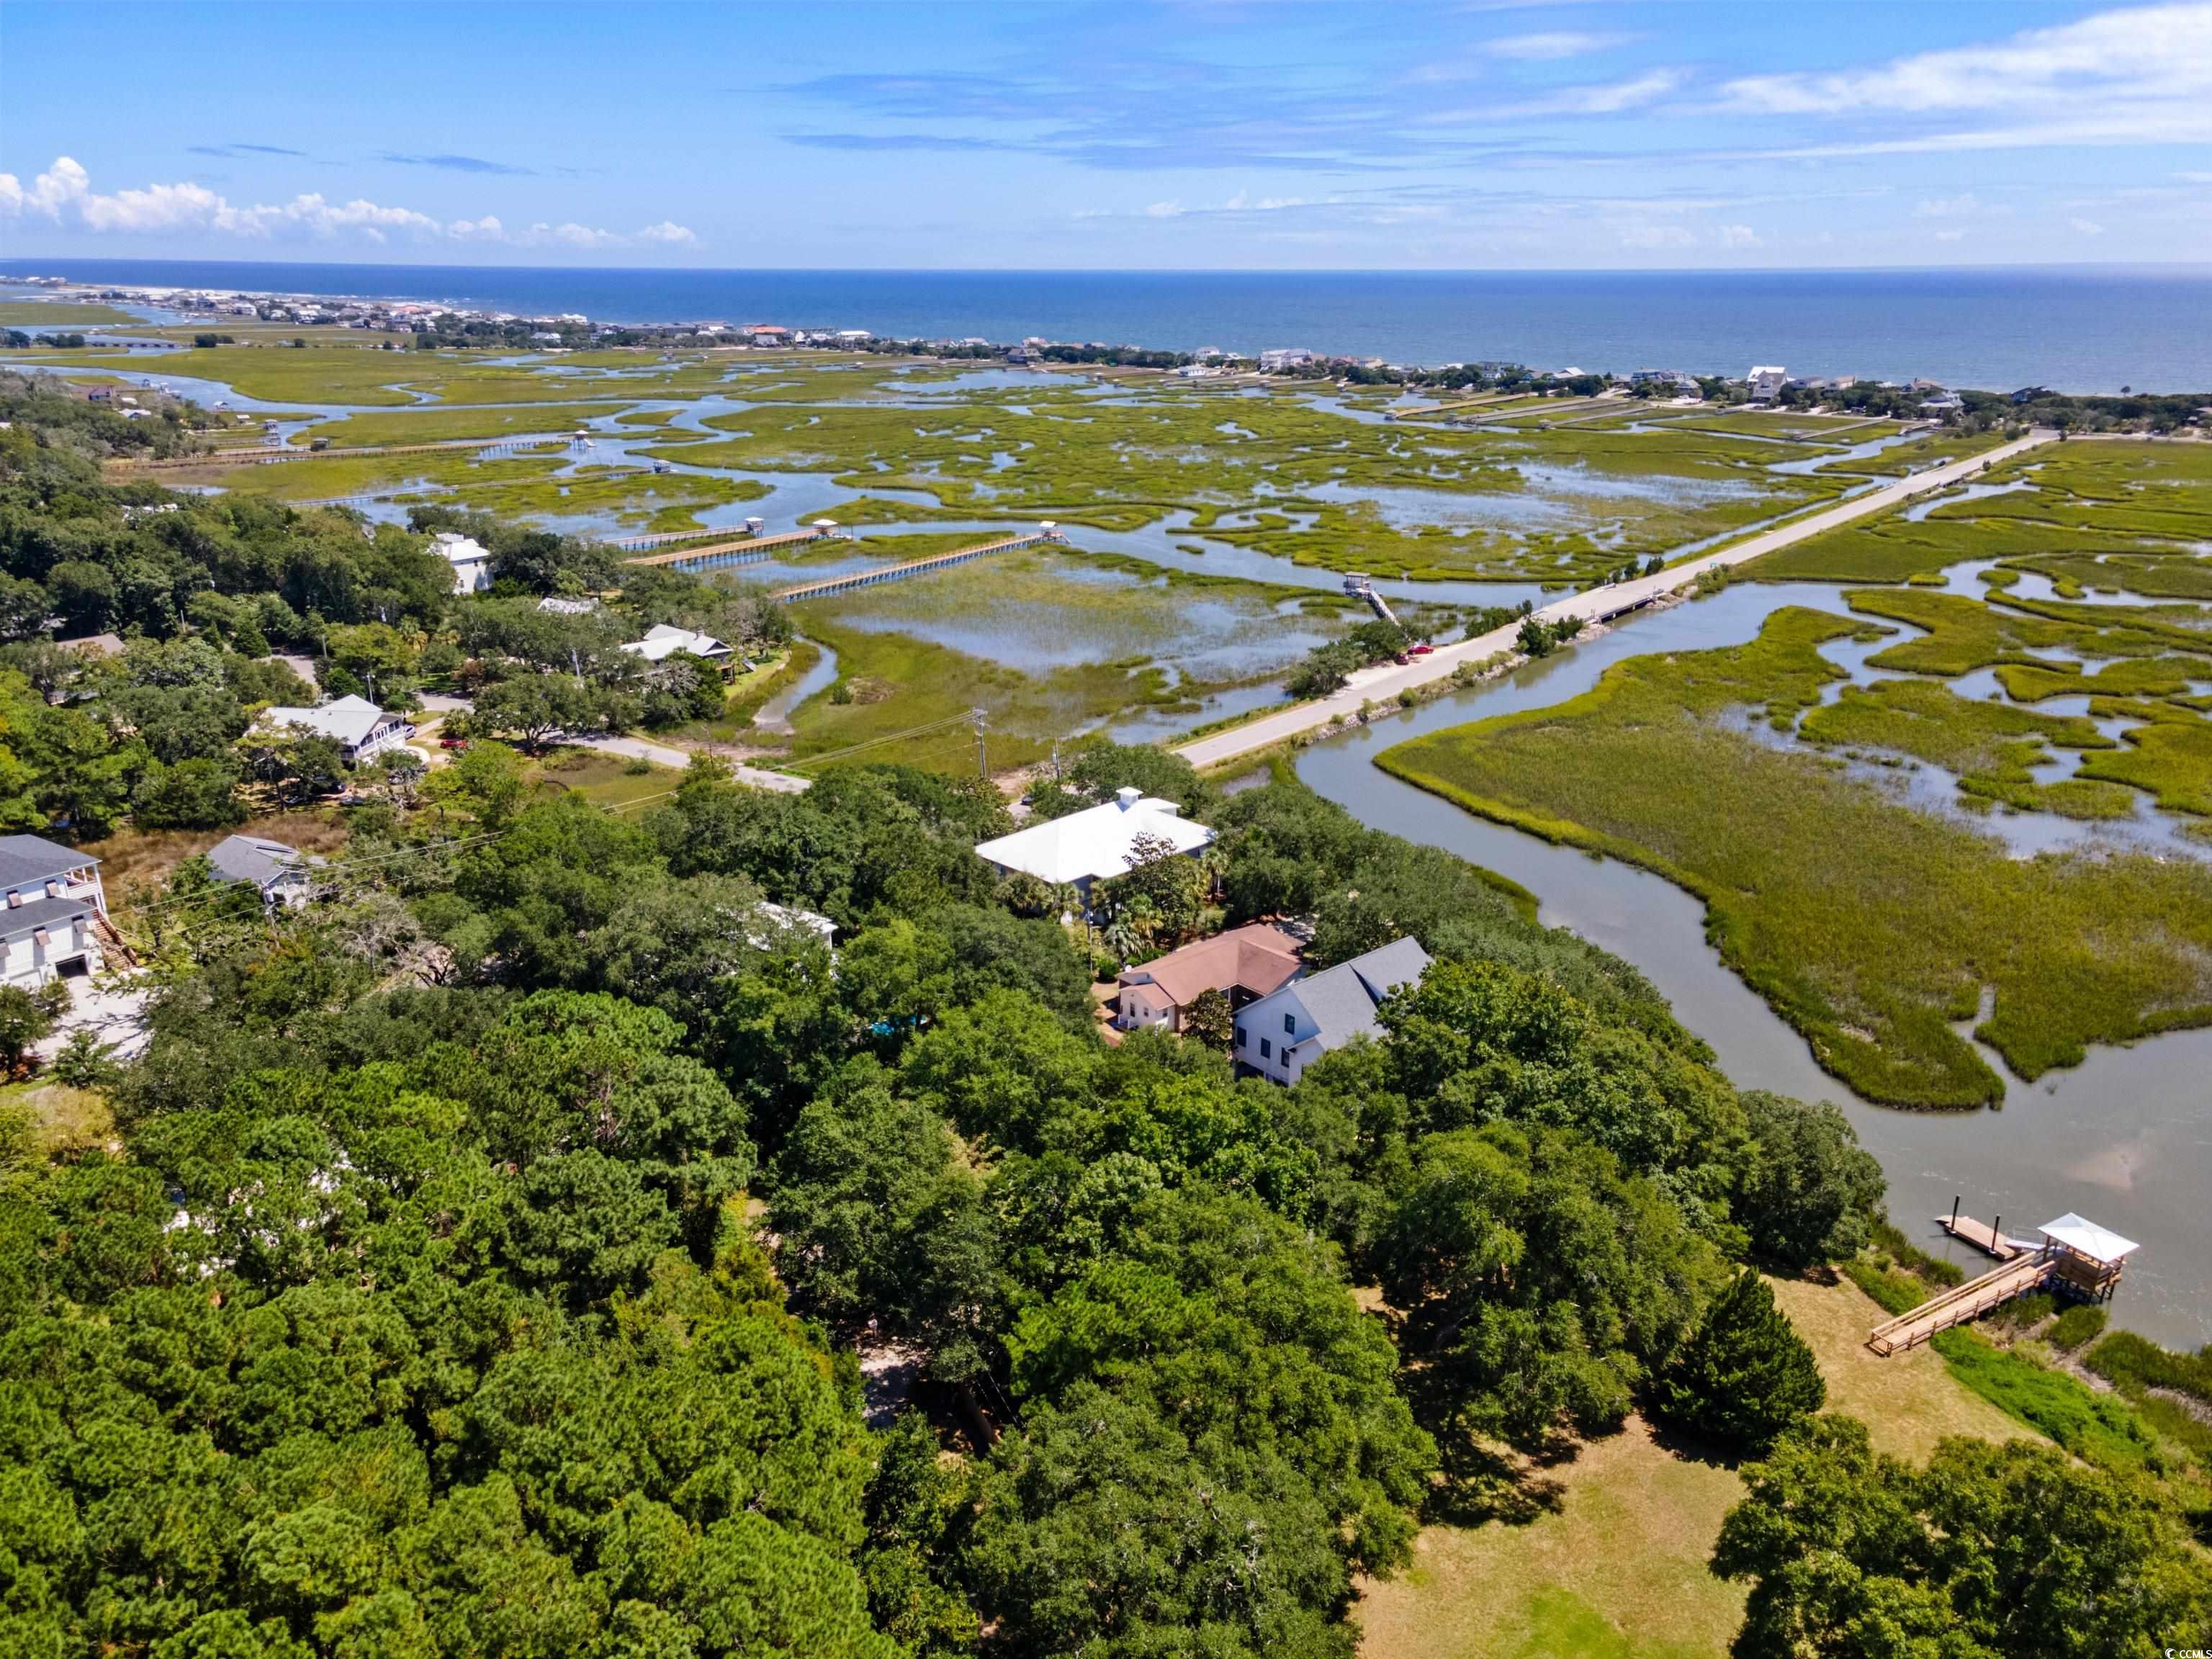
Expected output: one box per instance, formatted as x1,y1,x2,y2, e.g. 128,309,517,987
2037,1213,2139,1267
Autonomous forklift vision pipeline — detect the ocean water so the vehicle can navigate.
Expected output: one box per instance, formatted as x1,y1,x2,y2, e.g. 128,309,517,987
7,259,2209,395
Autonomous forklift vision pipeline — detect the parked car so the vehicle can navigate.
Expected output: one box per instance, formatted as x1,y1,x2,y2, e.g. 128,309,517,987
1409,642,1434,656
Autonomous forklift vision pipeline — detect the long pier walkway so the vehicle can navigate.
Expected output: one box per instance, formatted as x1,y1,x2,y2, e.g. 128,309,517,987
1867,1250,2056,1356
772,528,1062,604
624,527,837,571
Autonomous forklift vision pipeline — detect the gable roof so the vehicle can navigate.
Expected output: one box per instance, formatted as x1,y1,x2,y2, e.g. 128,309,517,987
1120,922,1302,1007
621,623,732,662
1280,937,1431,1052
976,790,1214,886
264,695,392,749
205,834,309,890
0,833,97,889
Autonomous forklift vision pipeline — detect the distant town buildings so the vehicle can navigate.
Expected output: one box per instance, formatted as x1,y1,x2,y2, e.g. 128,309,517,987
1259,348,1316,373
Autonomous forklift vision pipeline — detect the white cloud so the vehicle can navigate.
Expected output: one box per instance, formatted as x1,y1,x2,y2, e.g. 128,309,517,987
1429,66,1683,122
1616,222,1696,248
1915,192,1982,217
1144,200,1184,217
1934,228,1969,242
1724,3,2212,114
1717,223,1761,247
2072,216,2108,235
0,155,697,252
1485,30,1628,61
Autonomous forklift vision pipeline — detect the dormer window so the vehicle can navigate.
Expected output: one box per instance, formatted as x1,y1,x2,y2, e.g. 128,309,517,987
45,879,62,898
4,891,17,908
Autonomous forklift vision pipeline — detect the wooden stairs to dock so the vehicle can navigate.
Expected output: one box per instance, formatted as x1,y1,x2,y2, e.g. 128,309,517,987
1866,1249,2055,1356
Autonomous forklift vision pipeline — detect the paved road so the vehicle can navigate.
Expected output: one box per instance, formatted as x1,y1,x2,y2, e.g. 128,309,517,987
1173,427,2059,773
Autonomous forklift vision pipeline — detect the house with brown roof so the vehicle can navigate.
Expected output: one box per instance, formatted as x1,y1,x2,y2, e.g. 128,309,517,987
1115,922,1303,1035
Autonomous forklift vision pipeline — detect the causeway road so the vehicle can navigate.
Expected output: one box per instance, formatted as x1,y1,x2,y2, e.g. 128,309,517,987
1173,427,2059,773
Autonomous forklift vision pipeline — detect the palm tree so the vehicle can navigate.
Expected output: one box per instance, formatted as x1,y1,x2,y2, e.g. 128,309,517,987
1102,912,1145,967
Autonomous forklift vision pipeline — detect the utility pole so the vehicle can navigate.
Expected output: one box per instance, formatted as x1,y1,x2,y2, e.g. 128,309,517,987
970,706,989,778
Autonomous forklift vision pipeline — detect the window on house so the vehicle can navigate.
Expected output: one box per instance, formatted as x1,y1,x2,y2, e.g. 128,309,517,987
1259,1038,1272,1059
1235,1025,1247,1048
1282,1012,1295,1035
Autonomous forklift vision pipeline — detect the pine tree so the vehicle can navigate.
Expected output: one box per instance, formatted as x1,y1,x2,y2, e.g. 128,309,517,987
1657,1269,1825,1454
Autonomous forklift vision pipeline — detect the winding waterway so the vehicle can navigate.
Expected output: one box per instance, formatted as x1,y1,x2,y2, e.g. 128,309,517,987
1293,582,2212,1350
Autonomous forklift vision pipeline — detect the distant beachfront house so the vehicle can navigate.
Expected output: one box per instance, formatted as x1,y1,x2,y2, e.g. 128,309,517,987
620,624,734,670
261,696,415,764
205,833,319,908
974,787,1214,902
1115,922,1303,1035
1259,348,1316,373
1746,365,1789,402
1235,937,1431,1086
0,834,109,990
433,531,495,595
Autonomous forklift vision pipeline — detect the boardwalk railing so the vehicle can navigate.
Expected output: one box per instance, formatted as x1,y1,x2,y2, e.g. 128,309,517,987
772,528,1063,605
1866,1249,2056,1356
624,527,842,570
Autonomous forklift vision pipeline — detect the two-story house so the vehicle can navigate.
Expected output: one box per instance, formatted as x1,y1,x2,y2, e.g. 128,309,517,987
1233,936,1431,1084
0,835,109,989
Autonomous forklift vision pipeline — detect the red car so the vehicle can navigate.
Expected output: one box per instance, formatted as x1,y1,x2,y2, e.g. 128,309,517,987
1408,642,1434,656
440,735,470,750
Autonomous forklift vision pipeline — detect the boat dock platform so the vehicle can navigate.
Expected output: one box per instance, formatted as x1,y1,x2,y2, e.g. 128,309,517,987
1866,1208,2139,1357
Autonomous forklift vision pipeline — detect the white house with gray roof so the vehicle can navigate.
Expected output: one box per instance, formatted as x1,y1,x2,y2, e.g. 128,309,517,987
259,696,414,763
0,834,108,989
1233,936,1430,1084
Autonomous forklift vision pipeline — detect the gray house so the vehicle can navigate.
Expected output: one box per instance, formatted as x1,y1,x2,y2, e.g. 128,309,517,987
205,835,318,907
0,834,109,989
1233,936,1431,1085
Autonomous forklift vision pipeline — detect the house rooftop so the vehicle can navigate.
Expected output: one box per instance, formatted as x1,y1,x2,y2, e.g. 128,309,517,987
1287,937,1431,1049
1120,922,1302,1006
0,833,99,889
205,834,309,890
264,695,391,749
976,788,1214,886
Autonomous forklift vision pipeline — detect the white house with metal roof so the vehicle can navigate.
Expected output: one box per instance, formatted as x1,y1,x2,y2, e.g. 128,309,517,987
1233,936,1431,1084
0,834,108,989
974,787,1214,900
619,624,734,666
259,696,415,763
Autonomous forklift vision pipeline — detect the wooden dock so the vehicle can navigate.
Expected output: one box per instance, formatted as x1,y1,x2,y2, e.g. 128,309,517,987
1867,1249,2056,1357
623,528,832,571
772,528,1061,605
1866,1207,2139,1357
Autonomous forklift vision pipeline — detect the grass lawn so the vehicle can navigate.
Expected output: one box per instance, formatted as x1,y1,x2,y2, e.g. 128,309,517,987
526,750,685,810
0,300,146,328
1355,1273,2036,1659
1376,605,2212,1107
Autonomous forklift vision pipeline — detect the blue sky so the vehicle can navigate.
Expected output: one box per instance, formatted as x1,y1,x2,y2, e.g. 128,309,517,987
4,1,2208,269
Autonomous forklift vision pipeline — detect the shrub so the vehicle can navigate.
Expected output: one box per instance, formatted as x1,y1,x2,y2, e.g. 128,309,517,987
2086,1330,2212,1406
1654,1269,1825,1455
2046,1304,2107,1350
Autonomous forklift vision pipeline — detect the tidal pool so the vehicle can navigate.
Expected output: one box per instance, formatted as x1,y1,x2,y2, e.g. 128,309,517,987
1293,580,2212,1349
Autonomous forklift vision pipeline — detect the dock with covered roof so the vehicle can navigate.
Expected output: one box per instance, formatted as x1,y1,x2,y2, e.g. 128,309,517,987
1866,1211,2139,1357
